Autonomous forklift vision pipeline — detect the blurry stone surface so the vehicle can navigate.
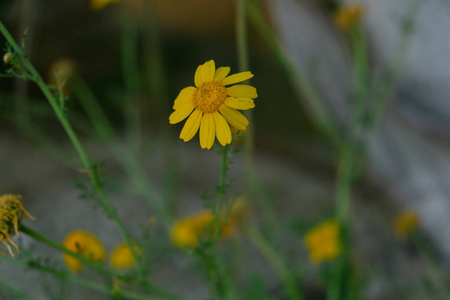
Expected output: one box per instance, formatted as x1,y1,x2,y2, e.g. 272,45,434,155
268,0,450,267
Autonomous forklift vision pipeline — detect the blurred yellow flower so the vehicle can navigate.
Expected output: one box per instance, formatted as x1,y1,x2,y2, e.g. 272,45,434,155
304,220,341,264
169,60,257,149
63,230,106,272
90,0,121,11
171,199,247,247
109,242,141,270
334,4,365,30
48,58,76,96
394,211,420,238
0,194,35,257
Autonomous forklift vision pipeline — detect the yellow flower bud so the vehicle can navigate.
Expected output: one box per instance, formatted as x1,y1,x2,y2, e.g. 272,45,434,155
394,210,420,239
63,230,106,272
304,220,341,265
109,242,141,270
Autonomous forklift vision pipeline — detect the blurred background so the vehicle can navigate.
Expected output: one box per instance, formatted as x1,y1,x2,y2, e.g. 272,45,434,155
1,0,450,299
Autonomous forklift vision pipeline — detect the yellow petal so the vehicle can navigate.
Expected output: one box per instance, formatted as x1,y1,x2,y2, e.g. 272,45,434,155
226,85,258,98
199,113,216,149
169,106,194,124
224,97,255,110
221,71,254,86
173,87,197,110
213,112,231,146
201,60,215,83
180,109,203,141
214,67,231,81
219,105,249,130
194,60,215,88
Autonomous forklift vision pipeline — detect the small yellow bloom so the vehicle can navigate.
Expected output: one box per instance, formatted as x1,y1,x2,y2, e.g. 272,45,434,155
394,211,420,238
63,230,106,272
169,60,257,149
0,194,35,258
109,242,141,270
171,199,247,247
90,0,121,11
334,4,365,31
304,220,341,265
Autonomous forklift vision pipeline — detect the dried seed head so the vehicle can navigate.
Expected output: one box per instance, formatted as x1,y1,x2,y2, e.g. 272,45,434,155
3,53,11,64
0,194,35,258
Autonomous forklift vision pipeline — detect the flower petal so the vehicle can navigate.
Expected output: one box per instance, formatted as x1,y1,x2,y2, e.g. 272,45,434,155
194,60,215,88
212,112,231,146
219,105,249,130
226,85,258,98
169,106,194,124
214,67,231,81
201,60,215,83
180,109,203,141
221,71,254,86
224,97,255,110
173,87,197,110
199,113,216,149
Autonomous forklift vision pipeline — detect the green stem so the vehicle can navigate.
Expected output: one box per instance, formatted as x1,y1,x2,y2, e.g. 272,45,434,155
365,0,423,135
412,233,450,296
0,275,36,300
246,225,303,300
236,0,255,201
0,20,141,277
72,76,168,221
208,144,238,300
245,0,343,149
19,225,183,300
3,255,160,300
120,8,142,160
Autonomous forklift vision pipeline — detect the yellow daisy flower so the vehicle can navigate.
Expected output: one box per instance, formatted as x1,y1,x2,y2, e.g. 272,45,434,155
169,60,257,149
90,0,121,11
63,230,106,272
0,194,35,258
334,4,365,31
109,242,141,270
394,210,420,239
304,220,341,265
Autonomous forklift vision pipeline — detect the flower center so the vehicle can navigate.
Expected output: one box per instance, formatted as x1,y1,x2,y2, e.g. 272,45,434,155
193,81,227,113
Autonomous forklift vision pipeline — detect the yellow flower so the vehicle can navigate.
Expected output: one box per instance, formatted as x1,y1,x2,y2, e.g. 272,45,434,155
0,194,35,257
169,60,257,149
90,0,121,11
334,4,365,31
109,242,141,270
304,220,341,265
63,230,106,272
394,211,420,238
171,199,247,247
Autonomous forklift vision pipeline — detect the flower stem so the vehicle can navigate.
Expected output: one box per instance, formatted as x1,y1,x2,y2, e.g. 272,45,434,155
236,0,255,199
246,225,303,300
208,144,238,300
2,254,161,300
19,225,183,300
0,20,142,277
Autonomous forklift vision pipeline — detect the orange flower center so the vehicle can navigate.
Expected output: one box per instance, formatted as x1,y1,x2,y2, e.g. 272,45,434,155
194,82,227,113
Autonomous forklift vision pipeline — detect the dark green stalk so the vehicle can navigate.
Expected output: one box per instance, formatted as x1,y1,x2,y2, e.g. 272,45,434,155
120,8,142,160
72,76,168,222
3,254,160,300
208,144,238,300
246,225,303,300
245,0,343,149
236,0,255,201
0,20,141,276
19,225,183,300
